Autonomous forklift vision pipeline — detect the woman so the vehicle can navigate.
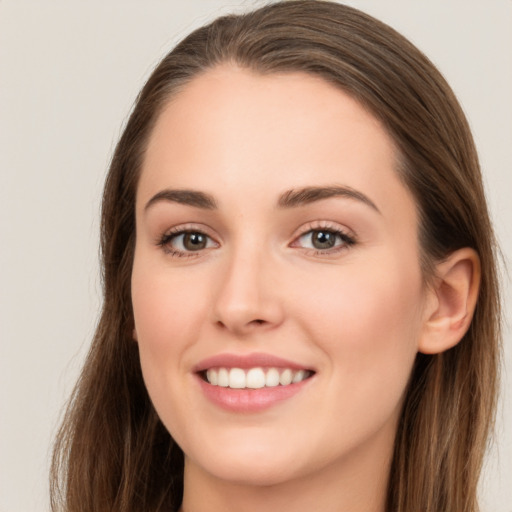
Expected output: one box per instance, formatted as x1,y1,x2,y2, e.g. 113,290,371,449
50,2,501,511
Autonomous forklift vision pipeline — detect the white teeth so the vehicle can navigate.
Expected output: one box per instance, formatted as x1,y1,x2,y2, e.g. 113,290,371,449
204,367,311,388
247,368,266,389
265,368,280,387
206,368,218,386
229,368,246,388
279,368,293,386
218,368,229,387
292,369,306,384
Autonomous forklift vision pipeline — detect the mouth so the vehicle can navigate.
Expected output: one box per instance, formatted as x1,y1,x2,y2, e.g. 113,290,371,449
199,367,314,389
193,352,316,411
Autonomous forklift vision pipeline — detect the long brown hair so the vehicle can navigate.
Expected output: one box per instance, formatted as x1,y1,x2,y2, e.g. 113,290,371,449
51,2,501,511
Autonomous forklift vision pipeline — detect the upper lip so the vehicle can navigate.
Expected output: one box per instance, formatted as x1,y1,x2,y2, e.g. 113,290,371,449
193,352,314,373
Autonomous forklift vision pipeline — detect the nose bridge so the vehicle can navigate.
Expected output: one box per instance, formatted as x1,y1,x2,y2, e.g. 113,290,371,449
213,235,282,333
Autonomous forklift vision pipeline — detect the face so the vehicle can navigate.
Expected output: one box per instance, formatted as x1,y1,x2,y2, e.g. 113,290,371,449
132,66,428,487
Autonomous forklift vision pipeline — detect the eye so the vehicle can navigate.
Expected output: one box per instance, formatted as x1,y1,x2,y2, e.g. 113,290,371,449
158,229,218,256
294,227,355,253
300,230,338,250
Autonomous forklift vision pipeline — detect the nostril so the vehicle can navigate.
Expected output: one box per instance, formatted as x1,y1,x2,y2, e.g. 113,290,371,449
214,318,266,332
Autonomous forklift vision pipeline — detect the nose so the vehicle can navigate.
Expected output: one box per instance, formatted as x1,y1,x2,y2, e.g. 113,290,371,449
212,246,285,336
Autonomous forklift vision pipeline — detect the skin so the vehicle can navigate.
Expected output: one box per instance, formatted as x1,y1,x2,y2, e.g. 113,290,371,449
131,66,476,512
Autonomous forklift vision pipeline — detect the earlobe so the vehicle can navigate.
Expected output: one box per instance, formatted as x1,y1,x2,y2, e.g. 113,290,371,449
133,328,138,342
418,248,481,355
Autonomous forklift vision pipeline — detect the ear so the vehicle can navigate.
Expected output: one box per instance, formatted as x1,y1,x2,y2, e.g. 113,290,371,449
132,327,138,342
418,248,481,354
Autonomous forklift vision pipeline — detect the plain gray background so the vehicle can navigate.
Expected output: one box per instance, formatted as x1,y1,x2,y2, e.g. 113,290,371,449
1,1,510,511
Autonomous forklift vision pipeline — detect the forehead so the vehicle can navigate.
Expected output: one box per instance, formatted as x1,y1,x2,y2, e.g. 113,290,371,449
144,65,394,172
139,65,415,224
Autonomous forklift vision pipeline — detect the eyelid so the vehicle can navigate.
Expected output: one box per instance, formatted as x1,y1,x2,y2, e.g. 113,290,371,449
155,220,356,258
161,222,218,238
156,223,220,256
290,220,355,242
289,220,356,253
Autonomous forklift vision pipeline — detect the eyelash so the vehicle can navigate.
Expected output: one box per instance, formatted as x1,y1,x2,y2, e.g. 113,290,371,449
291,222,356,256
157,222,356,258
157,225,218,258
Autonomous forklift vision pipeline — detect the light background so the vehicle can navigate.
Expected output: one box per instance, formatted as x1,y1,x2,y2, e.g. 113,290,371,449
0,1,510,511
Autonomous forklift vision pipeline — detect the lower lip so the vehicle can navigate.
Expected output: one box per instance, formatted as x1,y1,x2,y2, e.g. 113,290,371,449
196,375,312,412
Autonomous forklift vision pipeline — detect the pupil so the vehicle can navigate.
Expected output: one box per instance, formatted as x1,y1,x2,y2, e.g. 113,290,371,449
313,230,335,249
184,232,206,250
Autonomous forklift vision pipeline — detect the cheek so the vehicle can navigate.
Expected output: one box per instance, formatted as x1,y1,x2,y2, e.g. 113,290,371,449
303,244,424,342
296,255,424,412
131,261,216,436
132,264,210,354
130,258,213,413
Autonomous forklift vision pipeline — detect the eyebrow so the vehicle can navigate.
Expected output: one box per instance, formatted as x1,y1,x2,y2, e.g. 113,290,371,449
277,185,381,213
144,185,380,214
144,189,217,211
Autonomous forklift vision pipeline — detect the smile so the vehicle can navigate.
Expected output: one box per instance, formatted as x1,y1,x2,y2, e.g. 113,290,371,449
194,353,316,412
204,367,313,389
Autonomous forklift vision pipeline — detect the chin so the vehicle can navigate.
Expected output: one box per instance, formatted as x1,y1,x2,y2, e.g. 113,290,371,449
201,457,300,487
185,438,309,487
